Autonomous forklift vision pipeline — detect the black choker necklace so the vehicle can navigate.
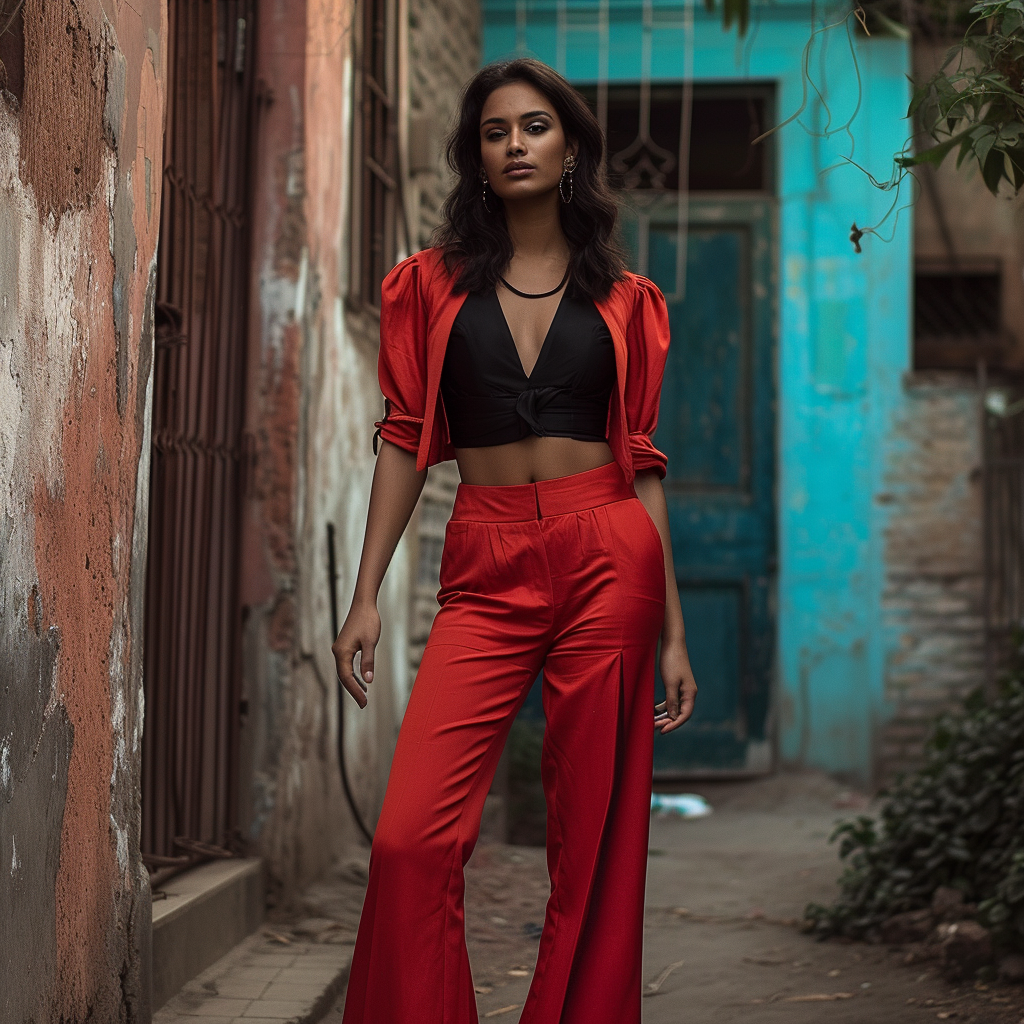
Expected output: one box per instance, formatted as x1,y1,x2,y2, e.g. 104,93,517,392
499,265,571,299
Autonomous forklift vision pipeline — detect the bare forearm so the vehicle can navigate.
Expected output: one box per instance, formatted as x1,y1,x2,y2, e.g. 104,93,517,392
633,470,685,647
352,440,427,605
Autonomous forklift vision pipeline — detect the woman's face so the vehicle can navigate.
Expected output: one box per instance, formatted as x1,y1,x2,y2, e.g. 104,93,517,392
478,81,576,204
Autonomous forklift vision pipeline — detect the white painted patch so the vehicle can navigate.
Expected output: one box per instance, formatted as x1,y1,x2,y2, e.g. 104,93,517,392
0,738,9,793
10,835,19,875
111,814,128,873
295,246,308,320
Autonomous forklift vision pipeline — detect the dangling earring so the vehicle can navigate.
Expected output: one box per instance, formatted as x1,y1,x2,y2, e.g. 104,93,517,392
559,155,575,204
481,172,493,213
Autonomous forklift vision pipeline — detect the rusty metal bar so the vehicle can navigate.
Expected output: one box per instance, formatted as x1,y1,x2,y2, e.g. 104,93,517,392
143,0,255,861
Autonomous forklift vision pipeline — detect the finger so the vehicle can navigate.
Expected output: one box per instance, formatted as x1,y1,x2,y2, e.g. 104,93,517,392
677,691,696,724
359,637,377,684
664,686,681,719
333,643,368,709
660,686,697,732
338,666,368,709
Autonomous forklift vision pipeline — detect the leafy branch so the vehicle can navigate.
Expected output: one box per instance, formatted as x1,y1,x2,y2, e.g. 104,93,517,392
889,0,1024,194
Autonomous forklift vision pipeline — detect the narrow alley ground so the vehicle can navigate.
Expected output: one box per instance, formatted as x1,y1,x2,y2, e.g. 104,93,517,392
305,772,1024,1023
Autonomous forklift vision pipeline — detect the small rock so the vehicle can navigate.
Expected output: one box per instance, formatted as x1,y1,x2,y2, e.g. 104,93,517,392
937,920,993,981
998,953,1024,984
881,909,933,945
932,887,974,922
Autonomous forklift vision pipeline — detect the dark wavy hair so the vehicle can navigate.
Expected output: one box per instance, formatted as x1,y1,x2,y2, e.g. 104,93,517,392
432,58,627,300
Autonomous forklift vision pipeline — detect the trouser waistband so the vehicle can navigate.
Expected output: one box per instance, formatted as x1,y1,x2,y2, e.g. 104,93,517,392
451,461,635,522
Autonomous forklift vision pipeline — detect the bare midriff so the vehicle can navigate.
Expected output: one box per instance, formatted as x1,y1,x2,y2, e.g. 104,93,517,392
454,435,615,486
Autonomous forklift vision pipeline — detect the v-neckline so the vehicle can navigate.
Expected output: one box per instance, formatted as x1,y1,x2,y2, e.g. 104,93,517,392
494,285,568,382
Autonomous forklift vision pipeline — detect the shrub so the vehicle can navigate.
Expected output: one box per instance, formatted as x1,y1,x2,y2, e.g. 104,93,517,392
807,674,1024,949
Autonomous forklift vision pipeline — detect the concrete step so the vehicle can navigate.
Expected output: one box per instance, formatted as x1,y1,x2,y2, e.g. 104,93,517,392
152,858,265,1010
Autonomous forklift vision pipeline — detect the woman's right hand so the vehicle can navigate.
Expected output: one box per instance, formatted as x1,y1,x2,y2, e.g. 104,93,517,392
332,600,382,709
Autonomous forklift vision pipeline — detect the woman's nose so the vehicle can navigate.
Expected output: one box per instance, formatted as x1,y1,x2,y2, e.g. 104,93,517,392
506,130,526,155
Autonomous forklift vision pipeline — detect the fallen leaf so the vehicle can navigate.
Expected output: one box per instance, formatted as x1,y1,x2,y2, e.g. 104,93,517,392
828,970,841,978
263,929,292,945
507,969,530,978
936,1013,957,1020
474,986,493,995
784,993,854,1002
483,1006,520,1018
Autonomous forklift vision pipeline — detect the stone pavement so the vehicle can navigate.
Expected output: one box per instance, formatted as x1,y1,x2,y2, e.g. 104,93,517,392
317,770,1024,1023
153,930,350,1024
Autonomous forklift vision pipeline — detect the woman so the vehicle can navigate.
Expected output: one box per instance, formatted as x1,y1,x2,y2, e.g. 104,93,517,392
333,58,698,1024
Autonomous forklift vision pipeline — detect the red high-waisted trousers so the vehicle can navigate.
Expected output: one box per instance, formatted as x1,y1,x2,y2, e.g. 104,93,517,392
342,461,666,1024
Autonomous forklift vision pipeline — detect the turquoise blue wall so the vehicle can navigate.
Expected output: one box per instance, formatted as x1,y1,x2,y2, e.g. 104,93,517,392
482,0,912,783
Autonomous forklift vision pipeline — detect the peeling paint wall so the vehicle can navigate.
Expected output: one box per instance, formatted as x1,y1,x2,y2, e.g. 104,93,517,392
237,0,479,903
0,0,165,1020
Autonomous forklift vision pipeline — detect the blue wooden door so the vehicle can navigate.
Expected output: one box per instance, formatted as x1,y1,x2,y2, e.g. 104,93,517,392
624,198,777,774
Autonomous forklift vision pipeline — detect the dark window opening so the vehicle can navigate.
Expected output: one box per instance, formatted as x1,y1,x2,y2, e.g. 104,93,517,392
914,269,1006,371
0,0,25,105
350,0,399,313
575,84,774,193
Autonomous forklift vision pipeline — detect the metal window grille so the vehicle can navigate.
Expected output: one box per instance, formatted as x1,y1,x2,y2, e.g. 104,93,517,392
142,0,256,870
350,0,399,312
915,270,1006,371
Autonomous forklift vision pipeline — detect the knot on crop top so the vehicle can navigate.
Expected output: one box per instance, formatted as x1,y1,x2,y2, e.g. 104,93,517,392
440,283,616,448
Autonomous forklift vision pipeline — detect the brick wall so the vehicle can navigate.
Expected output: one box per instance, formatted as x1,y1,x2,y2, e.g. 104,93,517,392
405,0,479,677
880,375,985,779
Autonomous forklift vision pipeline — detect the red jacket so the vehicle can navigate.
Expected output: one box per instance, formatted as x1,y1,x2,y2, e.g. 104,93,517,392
373,247,671,481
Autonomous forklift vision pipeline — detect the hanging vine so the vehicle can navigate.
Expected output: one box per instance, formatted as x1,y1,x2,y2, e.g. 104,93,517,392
700,0,1024,237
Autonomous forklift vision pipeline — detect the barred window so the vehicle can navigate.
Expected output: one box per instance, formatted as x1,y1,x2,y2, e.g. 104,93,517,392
350,0,399,312
914,265,1006,371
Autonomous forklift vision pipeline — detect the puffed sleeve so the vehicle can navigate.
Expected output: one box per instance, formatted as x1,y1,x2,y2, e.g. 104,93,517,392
624,275,671,479
373,254,429,457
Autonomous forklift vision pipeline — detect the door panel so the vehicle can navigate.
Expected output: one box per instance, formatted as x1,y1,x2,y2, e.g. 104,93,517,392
624,197,777,774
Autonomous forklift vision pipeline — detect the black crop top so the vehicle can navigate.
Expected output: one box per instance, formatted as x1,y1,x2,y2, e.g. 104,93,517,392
440,283,616,448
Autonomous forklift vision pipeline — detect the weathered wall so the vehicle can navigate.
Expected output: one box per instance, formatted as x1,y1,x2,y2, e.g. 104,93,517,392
405,0,479,675
0,0,165,1020
238,0,360,905
238,0,479,903
914,43,1024,363
871,44,1022,778
879,377,985,777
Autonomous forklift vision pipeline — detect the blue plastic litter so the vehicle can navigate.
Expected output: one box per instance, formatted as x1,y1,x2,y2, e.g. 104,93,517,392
650,793,712,818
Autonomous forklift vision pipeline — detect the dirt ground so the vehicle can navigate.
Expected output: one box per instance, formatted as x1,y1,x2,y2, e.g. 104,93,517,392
305,771,1024,1023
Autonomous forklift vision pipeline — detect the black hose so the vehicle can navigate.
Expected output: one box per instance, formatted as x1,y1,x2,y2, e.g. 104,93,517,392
327,522,375,845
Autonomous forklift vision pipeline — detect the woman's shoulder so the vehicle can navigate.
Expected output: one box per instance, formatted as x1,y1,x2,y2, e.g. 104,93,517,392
382,247,456,304
600,271,666,316
618,271,666,304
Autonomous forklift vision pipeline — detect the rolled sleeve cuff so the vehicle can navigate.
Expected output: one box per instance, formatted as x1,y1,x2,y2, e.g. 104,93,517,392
629,431,668,479
373,413,423,456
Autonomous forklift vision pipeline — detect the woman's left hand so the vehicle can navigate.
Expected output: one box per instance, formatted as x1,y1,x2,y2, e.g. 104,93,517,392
655,639,697,734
